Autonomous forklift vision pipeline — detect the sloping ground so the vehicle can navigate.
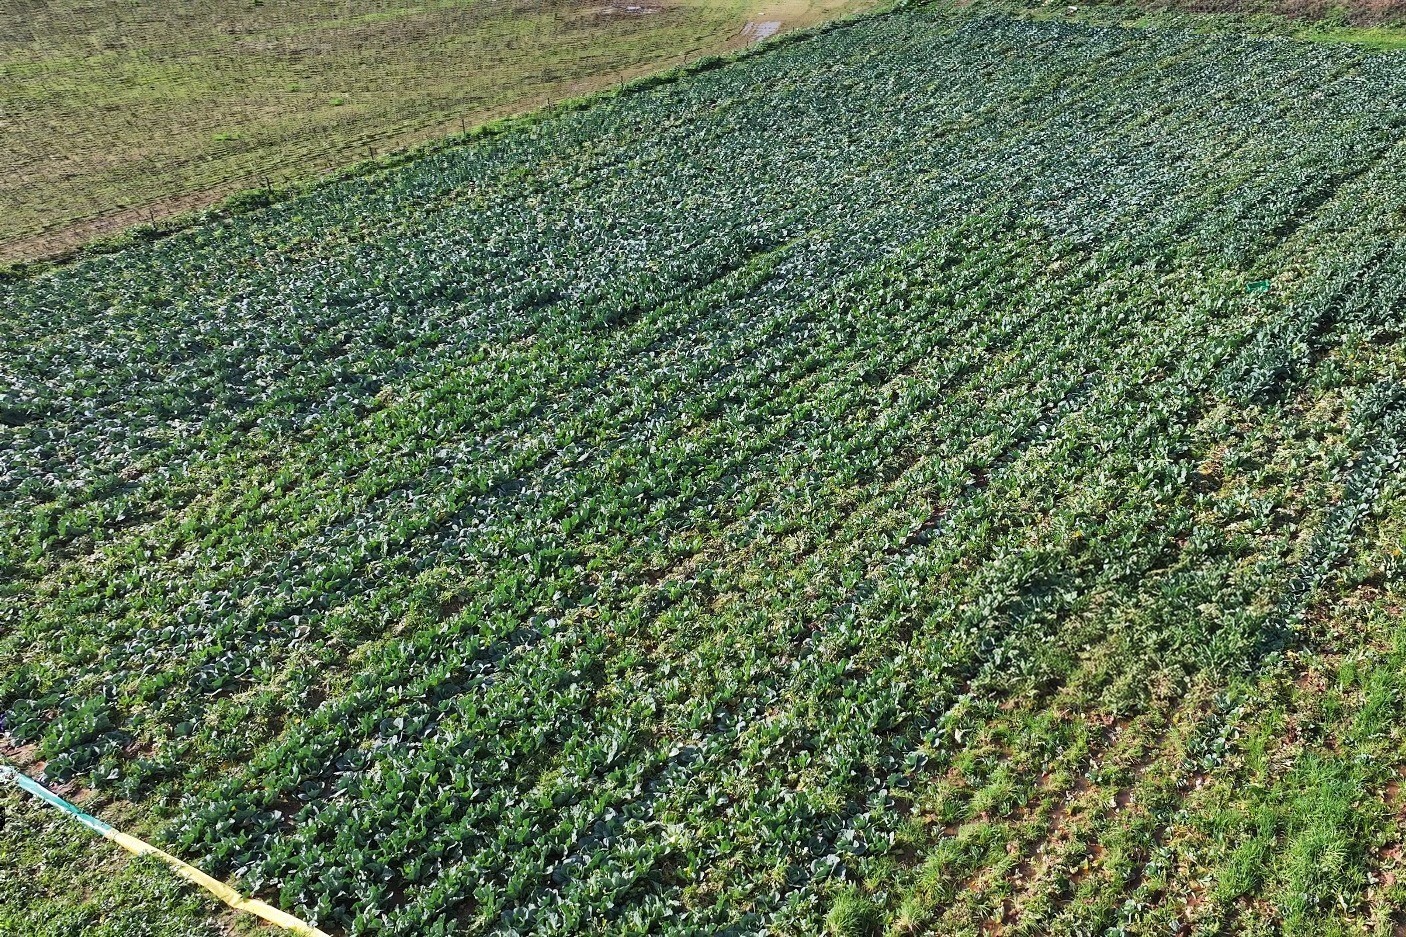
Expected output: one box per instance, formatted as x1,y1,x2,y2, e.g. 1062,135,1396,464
5,7,1406,935
1107,0,1404,24
0,0,871,266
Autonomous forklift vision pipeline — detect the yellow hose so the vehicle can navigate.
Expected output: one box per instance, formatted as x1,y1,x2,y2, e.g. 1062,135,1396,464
2,765,331,937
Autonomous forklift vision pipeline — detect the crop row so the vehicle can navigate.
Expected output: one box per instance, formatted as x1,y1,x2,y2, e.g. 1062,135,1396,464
7,8,1406,935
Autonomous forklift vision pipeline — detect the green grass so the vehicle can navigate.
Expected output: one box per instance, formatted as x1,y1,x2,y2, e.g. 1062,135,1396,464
965,0,1406,47
1297,24,1406,49
825,888,881,936
9,3,1406,935
0,790,242,937
0,0,874,264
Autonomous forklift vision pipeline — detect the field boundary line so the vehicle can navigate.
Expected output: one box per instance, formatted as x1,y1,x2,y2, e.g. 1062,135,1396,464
0,765,329,937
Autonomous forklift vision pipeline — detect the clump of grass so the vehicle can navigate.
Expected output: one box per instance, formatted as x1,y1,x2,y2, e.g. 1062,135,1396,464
1216,755,1381,934
890,895,929,934
825,887,880,937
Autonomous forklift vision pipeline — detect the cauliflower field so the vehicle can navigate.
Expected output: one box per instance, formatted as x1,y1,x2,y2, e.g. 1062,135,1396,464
7,7,1406,935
